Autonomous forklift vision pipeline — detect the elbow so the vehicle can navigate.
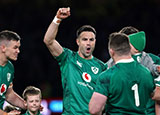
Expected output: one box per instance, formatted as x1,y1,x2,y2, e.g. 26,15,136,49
89,110,99,115
43,37,52,46
43,37,48,45
89,106,100,115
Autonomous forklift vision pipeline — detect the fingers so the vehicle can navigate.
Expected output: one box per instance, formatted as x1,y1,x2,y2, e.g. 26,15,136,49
8,110,21,115
56,7,71,19
59,7,70,14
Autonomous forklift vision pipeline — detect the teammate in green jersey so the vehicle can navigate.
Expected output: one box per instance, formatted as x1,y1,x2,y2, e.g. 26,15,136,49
106,26,160,115
0,30,26,115
44,7,106,115
22,86,42,115
89,32,160,115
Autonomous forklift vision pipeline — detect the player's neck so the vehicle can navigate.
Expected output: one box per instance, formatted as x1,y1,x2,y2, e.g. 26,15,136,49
78,51,93,60
114,55,132,63
0,54,8,66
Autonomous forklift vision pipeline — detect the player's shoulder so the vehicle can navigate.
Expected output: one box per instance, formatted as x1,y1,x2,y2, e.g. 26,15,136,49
148,52,160,62
148,53,158,57
93,57,107,70
93,57,104,64
7,61,14,68
58,47,76,58
102,65,117,76
136,61,151,73
63,47,75,54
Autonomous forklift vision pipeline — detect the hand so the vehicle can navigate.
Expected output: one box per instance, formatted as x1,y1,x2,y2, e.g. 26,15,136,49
8,110,21,115
40,105,43,111
152,86,160,101
56,7,71,19
157,66,160,73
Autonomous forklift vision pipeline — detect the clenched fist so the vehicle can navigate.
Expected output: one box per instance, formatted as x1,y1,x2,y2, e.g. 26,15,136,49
56,7,71,20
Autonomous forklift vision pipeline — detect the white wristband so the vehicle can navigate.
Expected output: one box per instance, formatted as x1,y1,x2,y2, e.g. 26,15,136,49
52,16,61,25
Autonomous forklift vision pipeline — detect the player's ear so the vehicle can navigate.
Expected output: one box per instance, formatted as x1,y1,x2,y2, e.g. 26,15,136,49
24,101,27,107
76,38,80,46
109,48,114,57
1,44,6,53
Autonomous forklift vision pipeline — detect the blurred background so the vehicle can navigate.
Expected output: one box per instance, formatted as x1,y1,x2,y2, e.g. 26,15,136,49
1,0,160,114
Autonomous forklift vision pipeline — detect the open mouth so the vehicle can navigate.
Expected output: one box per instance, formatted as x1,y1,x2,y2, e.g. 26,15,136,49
87,47,91,50
86,47,91,53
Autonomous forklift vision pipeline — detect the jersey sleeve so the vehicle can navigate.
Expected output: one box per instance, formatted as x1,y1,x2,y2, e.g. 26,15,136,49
95,71,110,97
55,48,73,67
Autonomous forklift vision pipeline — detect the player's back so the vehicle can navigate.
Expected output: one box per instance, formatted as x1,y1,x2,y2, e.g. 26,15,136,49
106,61,155,115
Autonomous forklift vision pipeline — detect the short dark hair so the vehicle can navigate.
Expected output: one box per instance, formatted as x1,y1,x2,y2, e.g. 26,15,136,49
0,30,21,42
108,32,131,56
119,26,139,35
22,86,42,101
76,25,96,38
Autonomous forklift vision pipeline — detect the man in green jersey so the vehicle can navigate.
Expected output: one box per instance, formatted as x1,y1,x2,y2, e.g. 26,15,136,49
43,7,106,114
22,86,42,115
89,32,159,115
0,30,26,114
106,26,160,115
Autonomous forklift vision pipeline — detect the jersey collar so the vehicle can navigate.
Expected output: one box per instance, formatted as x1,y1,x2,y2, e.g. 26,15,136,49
116,58,134,64
133,52,141,56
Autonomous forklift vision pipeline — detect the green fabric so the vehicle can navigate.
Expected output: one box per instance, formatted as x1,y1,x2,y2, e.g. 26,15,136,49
55,48,106,115
0,61,14,109
95,60,155,115
148,53,160,65
133,52,160,115
129,31,146,51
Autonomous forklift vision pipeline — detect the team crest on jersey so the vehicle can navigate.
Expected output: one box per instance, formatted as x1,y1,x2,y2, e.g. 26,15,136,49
91,67,99,74
0,84,7,96
82,72,91,82
7,73,11,82
137,56,141,63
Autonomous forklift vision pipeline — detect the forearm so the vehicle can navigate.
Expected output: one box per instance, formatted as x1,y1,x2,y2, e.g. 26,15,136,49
44,20,59,46
43,7,70,57
155,101,160,115
7,93,25,109
5,88,26,110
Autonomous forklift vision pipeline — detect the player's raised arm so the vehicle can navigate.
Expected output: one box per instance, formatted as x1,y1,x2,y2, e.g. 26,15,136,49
44,7,70,57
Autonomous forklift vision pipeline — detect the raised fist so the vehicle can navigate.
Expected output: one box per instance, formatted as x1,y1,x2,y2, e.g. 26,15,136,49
56,7,71,19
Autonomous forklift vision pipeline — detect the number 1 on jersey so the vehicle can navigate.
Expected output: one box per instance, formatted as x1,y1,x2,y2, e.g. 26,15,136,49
131,84,140,107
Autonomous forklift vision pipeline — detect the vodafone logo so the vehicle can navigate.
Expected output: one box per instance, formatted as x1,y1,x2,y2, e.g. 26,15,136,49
82,72,91,82
0,84,7,96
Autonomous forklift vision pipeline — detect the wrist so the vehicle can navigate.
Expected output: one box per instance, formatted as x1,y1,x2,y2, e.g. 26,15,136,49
52,16,62,25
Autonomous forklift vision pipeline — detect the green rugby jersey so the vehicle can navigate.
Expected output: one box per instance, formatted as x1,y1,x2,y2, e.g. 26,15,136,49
132,52,160,115
0,61,14,109
55,48,106,115
95,59,155,115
